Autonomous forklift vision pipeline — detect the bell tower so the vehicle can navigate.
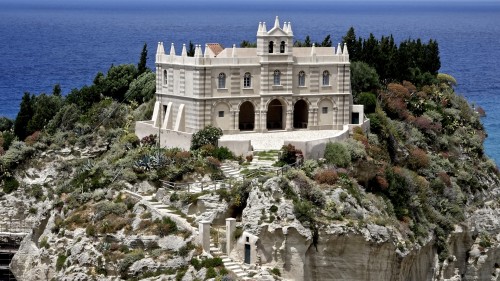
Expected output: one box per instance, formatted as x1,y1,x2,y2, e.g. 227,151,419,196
256,16,294,58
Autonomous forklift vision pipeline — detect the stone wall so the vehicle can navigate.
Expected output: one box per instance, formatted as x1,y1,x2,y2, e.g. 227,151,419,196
285,125,350,159
135,121,192,150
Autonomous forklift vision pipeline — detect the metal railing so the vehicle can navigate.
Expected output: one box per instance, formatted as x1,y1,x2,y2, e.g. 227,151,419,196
160,179,232,193
160,161,302,194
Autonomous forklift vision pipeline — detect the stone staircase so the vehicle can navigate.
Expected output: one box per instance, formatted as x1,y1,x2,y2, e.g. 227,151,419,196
220,162,243,180
124,190,196,233
210,242,249,280
251,150,279,168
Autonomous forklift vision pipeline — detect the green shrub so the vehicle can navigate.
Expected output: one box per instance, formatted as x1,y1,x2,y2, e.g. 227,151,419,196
3,176,19,193
270,267,281,277
201,257,223,268
154,217,178,237
29,184,44,200
86,224,96,237
190,125,223,150
345,139,367,161
479,233,492,248
177,245,190,257
190,258,202,270
56,254,67,271
234,228,243,240
293,200,314,225
119,250,144,278
170,192,179,202
205,267,217,279
301,159,318,178
213,146,233,160
269,205,278,213
324,142,351,168
39,236,49,249
94,201,127,220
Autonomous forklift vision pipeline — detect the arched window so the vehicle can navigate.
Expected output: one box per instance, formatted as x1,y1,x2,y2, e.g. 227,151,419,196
273,70,281,86
269,41,274,53
163,70,167,85
280,41,286,53
243,72,251,88
322,70,330,86
298,71,305,87
218,73,226,89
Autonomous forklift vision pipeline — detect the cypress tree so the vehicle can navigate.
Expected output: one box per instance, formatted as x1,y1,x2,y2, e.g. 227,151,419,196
320,35,332,47
342,27,360,61
137,43,148,76
187,41,195,57
14,92,34,140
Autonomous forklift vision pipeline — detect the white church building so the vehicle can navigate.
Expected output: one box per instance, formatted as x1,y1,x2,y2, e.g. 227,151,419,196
136,17,366,157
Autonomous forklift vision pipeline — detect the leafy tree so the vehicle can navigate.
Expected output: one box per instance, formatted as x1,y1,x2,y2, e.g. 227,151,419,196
52,83,62,96
350,61,380,96
187,41,195,57
46,103,82,133
14,92,34,140
0,117,13,132
294,35,313,47
66,85,101,112
125,72,155,103
240,40,256,48
190,125,223,150
1,131,15,151
27,93,63,135
357,92,377,114
137,43,148,76
94,64,138,101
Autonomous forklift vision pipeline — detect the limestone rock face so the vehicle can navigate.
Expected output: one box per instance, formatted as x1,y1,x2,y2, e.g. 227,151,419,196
10,233,51,281
236,177,500,281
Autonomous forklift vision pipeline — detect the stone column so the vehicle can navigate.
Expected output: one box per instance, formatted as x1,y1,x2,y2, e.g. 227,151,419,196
261,110,268,132
225,218,236,255
234,110,239,132
199,221,210,254
286,110,293,131
254,110,260,132
307,109,314,130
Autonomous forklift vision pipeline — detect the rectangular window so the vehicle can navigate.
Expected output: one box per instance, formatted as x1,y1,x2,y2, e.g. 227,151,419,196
352,112,360,124
322,107,328,114
218,111,224,117
163,105,168,117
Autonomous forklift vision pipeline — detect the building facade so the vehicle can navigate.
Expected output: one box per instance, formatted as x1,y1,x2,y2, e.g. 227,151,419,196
146,17,357,138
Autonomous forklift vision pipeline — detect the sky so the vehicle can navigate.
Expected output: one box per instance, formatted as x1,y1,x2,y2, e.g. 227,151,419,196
2,0,496,6
2,0,498,13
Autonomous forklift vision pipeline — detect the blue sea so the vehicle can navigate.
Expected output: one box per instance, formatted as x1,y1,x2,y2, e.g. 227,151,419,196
0,1,499,162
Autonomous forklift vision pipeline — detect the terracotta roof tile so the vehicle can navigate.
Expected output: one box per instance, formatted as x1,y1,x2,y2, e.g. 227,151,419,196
207,43,224,56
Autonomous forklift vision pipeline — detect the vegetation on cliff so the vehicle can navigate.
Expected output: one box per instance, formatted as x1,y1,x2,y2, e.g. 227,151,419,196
0,31,497,280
